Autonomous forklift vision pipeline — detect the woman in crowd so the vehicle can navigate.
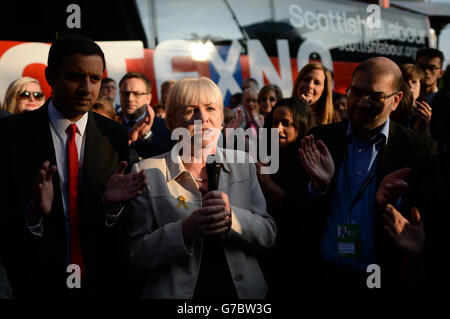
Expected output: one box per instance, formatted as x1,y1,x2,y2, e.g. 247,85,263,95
391,64,432,135
257,97,316,216
92,98,121,123
333,93,348,121
126,77,276,299
292,62,339,125
256,97,315,297
258,84,283,119
243,87,264,130
153,79,176,118
2,77,45,114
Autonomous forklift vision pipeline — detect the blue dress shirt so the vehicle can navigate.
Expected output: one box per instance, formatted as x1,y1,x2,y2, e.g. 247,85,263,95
319,119,390,272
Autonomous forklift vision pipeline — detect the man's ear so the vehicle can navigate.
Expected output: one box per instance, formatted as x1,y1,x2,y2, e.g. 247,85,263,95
438,69,445,79
147,93,152,105
391,91,403,112
44,67,55,87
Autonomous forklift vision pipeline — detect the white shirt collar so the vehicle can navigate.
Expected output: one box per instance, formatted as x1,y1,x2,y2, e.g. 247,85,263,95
48,99,88,137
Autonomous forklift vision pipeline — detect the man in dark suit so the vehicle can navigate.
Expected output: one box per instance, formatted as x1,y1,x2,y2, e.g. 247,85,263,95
0,109,11,119
118,72,174,159
281,57,444,296
0,35,146,298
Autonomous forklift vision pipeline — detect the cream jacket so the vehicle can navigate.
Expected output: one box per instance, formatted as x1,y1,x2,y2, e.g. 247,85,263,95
128,148,277,299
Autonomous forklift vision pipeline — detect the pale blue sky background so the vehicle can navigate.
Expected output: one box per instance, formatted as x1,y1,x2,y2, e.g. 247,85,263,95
434,0,450,67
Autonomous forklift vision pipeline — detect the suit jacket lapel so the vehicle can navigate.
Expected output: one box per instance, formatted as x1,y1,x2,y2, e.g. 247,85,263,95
376,121,406,186
32,102,64,216
80,112,119,219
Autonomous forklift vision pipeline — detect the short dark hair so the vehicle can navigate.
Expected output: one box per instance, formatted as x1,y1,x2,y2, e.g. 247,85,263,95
258,84,283,103
416,48,445,68
242,77,259,89
101,77,116,85
47,34,105,71
119,72,152,92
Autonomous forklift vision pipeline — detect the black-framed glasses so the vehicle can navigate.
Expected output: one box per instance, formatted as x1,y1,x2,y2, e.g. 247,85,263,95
120,90,150,98
102,85,116,90
418,64,440,72
346,86,400,103
17,91,44,100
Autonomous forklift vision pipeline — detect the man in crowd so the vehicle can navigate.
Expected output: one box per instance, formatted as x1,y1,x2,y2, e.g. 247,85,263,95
282,57,444,296
415,48,445,104
0,35,146,298
98,77,120,113
118,71,173,158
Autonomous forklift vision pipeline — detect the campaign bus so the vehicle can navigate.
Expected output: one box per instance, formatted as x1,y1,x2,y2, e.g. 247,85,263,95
0,0,432,106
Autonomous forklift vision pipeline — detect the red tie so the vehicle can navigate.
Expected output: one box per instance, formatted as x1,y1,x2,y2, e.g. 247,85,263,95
67,123,84,276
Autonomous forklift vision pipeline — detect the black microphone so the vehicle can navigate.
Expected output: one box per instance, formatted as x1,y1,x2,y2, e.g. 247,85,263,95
206,156,221,191
205,156,223,240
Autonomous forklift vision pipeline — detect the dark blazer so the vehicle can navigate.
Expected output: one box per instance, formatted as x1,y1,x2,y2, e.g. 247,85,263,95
0,101,130,298
281,120,445,294
131,116,175,159
119,112,175,160
0,109,11,119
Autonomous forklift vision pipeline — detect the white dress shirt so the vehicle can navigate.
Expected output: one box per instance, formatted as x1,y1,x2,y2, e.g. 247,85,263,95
28,102,123,238
48,100,88,218
27,101,88,264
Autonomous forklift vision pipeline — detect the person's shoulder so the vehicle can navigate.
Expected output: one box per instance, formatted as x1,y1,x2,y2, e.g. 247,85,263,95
390,121,437,154
0,107,46,134
308,121,348,140
91,111,126,134
0,109,11,119
135,151,171,171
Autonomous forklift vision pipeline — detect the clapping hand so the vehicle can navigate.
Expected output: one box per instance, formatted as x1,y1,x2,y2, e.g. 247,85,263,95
299,135,335,193
383,204,425,256
128,105,155,144
376,167,411,208
182,191,232,241
104,161,147,212
29,160,57,225
412,100,432,135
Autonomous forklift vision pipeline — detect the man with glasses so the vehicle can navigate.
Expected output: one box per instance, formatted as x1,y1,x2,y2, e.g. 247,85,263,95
118,72,173,159
282,57,443,296
415,48,445,104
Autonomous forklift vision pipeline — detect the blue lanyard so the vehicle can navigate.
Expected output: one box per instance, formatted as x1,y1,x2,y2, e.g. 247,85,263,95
343,147,382,224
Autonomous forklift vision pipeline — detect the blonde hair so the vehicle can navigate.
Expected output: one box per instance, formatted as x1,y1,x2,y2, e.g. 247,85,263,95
165,77,223,131
292,62,337,125
3,77,44,114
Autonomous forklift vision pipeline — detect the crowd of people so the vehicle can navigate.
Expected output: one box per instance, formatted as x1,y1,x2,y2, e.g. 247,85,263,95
0,34,449,300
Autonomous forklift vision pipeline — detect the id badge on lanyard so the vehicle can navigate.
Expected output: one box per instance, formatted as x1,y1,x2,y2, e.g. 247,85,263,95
337,151,378,259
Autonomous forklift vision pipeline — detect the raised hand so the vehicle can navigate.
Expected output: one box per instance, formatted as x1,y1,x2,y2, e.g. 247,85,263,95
382,204,424,256
128,104,155,144
376,167,411,208
412,100,432,135
235,107,244,127
299,135,335,193
104,161,147,211
29,160,57,225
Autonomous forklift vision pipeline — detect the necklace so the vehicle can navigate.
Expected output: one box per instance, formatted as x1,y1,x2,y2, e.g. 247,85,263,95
194,177,207,182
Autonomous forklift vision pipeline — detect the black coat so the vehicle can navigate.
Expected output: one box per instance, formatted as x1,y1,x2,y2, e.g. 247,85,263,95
280,120,445,295
0,101,130,298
